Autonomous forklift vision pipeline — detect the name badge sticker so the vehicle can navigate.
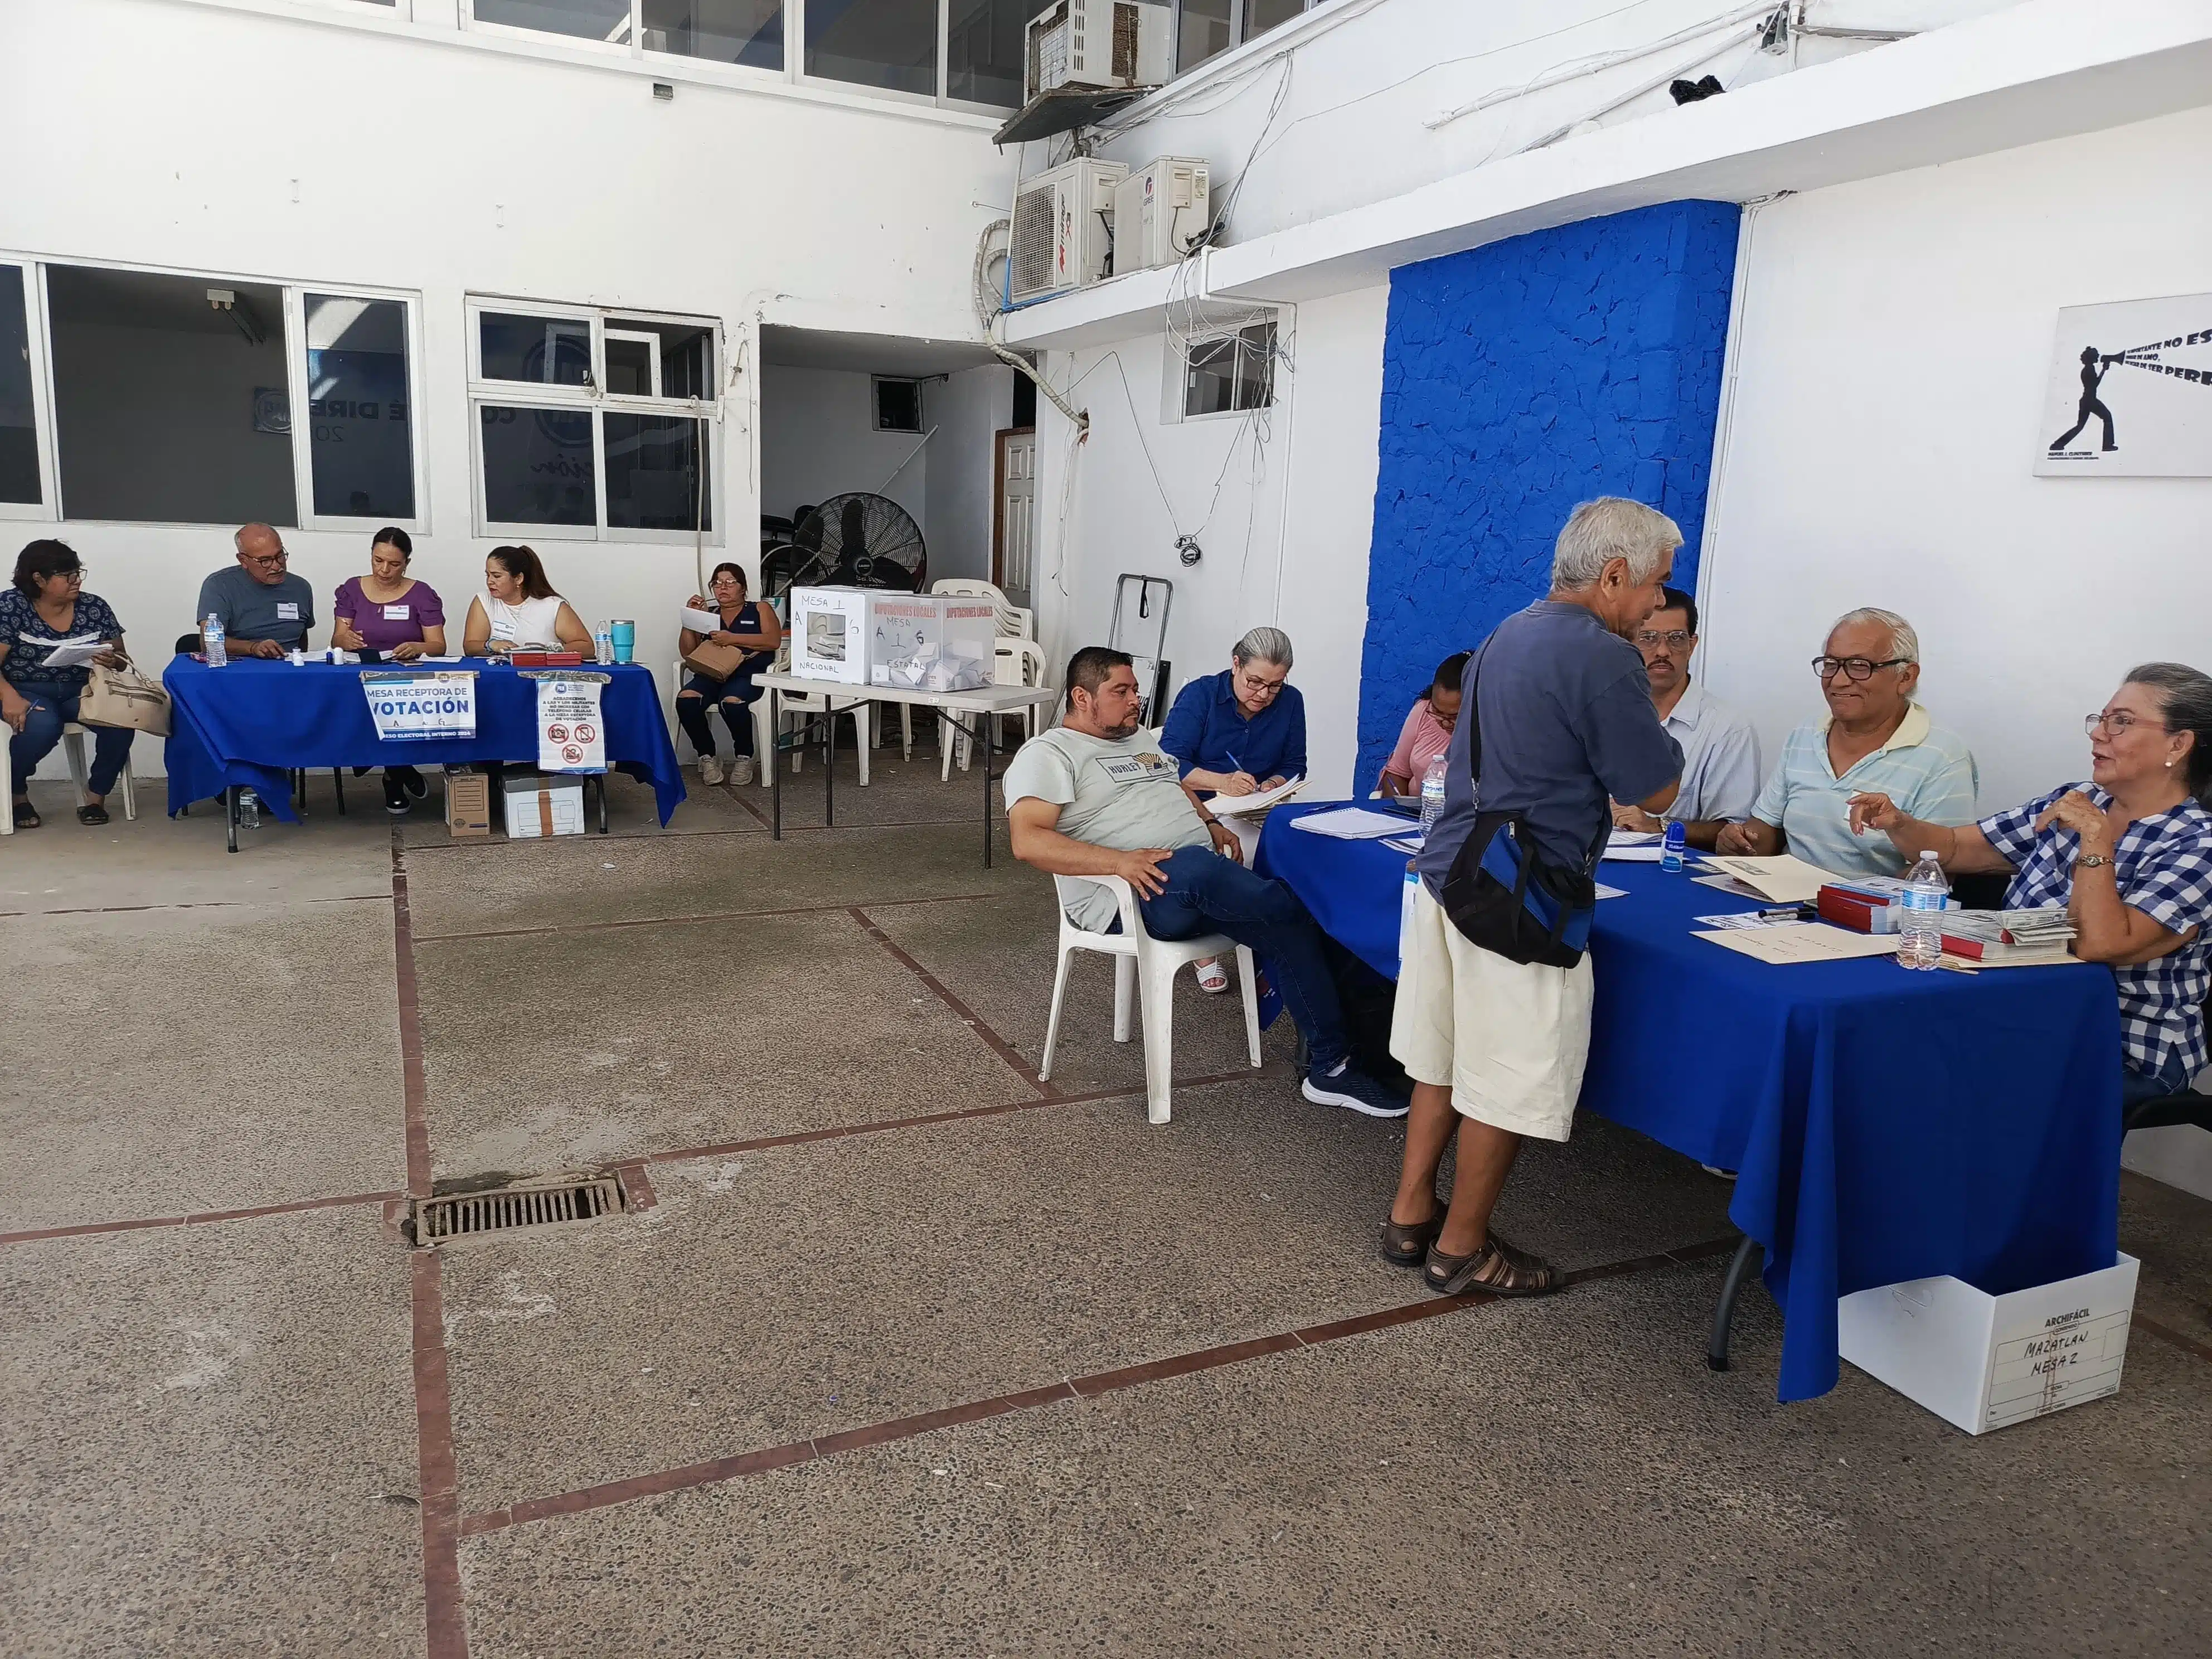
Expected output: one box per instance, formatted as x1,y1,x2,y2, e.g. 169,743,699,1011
382,604,410,621
276,601,301,621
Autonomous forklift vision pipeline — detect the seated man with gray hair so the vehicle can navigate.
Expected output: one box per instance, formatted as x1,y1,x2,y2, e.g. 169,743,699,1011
1713,607,1978,878
1006,647,1405,1120
1160,625,1306,801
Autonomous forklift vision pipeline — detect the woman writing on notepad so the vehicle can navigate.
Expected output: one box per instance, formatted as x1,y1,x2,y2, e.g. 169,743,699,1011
462,545,592,658
677,561,780,788
1850,663,2212,1109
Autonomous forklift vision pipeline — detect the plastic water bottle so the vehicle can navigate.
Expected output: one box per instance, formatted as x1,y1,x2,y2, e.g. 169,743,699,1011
1896,850,1950,970
203,615,227,667
1418,753,1449,836
237,790,260,829
594,623,614,666
1661,819,1687,874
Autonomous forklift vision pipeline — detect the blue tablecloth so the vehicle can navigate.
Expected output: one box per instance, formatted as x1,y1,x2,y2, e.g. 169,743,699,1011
1257,802,2124,1403
162,658,686,826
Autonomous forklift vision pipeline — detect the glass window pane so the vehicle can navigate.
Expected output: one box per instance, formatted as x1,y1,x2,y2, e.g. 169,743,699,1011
47,265,297,526
473,0,634,43
0,265,38,505
641,0,783,70
1184,336,1235,417
304,295,414,520
605,317,715,398
605,336,656,397
807,0,936,96
605,414,709,531
1178,0,1233,72
1233,322,1274,411
1243,0,1303,37
479,312,593,386
481,404,596,525
947,0,1025,108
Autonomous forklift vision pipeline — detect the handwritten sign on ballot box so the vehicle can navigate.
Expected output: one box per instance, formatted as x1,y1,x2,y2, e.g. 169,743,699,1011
361,670,478,740
525,671,608,774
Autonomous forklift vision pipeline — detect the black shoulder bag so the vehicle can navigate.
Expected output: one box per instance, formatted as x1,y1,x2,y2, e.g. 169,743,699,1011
1437,638,1605,969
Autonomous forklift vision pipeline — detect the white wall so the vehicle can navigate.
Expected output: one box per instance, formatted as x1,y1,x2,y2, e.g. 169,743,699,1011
759,365,931,536
921,363,1015,583
0,0,1007,775
1032,283,1389,797
1696,103,2212,812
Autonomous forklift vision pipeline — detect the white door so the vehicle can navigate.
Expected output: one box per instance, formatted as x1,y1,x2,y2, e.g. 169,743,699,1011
996,429,1036,608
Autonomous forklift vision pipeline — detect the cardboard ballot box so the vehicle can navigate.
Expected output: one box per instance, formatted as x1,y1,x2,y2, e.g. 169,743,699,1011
1838,1253,2138,1434
501,771,585,838
870,595,995,693
788,586,872,686
444,766,491,838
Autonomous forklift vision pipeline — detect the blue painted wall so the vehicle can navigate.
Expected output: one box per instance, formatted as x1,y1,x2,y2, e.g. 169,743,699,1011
1355,200,1739,790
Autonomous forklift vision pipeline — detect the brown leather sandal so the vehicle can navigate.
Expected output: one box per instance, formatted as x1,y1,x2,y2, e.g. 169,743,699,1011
1424,1233,1564,1298
1379,1205,1444,1266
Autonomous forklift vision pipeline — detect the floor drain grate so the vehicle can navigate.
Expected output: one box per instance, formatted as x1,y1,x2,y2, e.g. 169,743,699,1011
412,1173,624,1246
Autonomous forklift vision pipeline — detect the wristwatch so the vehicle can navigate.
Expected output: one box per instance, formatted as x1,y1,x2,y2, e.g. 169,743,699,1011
2076,853,2114,869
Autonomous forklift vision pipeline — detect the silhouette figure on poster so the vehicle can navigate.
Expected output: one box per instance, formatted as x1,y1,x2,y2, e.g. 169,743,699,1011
2049,347,2119,452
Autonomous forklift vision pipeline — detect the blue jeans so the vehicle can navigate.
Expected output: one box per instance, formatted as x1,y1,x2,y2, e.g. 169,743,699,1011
2121,1050,2192,1111
1137,845,1349,1074
8,682,133,799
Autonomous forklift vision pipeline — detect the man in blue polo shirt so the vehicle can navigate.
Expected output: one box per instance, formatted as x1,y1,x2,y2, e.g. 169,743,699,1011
1160,627,1306,800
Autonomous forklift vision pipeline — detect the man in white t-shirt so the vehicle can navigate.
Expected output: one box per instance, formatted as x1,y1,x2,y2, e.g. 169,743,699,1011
1005,647,1405,1118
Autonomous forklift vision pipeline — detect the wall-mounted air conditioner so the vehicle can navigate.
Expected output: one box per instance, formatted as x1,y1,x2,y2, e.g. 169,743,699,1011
1010,157,1127,303
1024,0,1173,103
1111,157,1211,274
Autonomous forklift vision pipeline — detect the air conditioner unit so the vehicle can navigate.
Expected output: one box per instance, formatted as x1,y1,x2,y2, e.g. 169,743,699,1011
1110,157,1211,273
1024,0,1173,103
1010,157,1127,302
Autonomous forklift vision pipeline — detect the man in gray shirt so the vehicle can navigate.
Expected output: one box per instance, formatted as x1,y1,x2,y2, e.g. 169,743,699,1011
1006,647,1403,1120
196,523,315,657
1389,499,1684,1298
1611,586,1761,849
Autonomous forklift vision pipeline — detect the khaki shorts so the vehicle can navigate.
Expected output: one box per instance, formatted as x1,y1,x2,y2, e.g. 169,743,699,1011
1389,880,1593,1142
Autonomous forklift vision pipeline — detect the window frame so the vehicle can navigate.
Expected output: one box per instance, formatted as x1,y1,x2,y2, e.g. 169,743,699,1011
1166,316,1279,424
1169,0,1320,79
0,250,428,533
465,294,724,545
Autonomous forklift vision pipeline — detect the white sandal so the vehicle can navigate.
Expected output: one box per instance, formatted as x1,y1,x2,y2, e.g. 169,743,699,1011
1195,956,1229,994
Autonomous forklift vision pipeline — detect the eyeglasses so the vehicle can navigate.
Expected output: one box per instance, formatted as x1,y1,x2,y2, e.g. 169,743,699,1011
242,551,288,567
2085,711,2166,736
1635,630,1692,649
1812,656,1910,682
1235,672,1287,701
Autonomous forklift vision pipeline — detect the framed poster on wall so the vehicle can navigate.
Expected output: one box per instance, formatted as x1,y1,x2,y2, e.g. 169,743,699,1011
2035,292,2212,477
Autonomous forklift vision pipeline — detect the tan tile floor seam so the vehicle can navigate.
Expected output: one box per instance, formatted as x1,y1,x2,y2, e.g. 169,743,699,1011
452,1234,1736,1536
0,1189,404,1247
409,888,1003,945
2138,1314,2212,1365
849,902,1053,1094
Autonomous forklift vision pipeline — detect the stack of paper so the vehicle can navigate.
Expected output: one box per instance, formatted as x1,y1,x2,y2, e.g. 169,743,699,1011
1697,853,1833,903
1289,807,1415,840
1694,922,1902,964
1210,775,1306,817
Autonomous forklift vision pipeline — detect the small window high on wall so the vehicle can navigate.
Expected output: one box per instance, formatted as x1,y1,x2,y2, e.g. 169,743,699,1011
468,297,720,541
0,265,42,511
1177,319,1276,420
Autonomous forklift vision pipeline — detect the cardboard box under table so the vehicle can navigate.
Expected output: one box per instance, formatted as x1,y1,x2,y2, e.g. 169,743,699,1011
501,771,585,838
444,766,491,837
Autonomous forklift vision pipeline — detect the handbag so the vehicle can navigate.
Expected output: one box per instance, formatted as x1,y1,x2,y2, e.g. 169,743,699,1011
1436,637,1603,969
681,641,749,682
77,658,172,738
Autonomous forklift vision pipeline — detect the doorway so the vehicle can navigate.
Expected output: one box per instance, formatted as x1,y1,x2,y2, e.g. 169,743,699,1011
993,425,1036,608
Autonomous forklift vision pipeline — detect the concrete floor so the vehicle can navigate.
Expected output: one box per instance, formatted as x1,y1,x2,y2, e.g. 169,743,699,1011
3,746,2208,1657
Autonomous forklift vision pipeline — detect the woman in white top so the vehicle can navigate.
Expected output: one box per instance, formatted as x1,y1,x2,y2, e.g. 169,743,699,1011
462,545,593,657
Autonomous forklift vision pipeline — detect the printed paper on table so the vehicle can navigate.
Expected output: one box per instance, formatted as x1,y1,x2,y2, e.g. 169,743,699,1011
530,672,609,773
361,670,478,740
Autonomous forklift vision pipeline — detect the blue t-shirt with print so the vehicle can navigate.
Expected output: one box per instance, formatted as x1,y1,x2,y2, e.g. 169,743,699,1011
1417,599,1684,896
0,588,124,694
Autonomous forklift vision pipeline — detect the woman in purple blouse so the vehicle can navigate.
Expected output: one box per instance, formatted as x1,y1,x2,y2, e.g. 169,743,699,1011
331,527,447,814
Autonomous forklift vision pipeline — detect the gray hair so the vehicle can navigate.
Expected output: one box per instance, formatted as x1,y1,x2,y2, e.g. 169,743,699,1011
1233,626,1293,669
2126,661,2212,804
1828,607,1919,664
1551,498,1682,589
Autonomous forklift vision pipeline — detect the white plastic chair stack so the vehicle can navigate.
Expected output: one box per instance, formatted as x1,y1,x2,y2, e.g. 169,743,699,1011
916,579,1035,766
1040,872,1263,1126
944,637,1050,779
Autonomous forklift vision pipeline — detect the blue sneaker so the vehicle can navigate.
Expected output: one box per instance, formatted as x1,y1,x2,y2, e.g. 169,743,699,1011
1301,1060,1409,1119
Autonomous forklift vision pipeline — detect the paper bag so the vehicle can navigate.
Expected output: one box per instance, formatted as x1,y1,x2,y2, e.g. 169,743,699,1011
681,641,748,682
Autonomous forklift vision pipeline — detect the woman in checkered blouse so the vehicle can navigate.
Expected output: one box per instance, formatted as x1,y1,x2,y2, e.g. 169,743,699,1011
1847,663,2212,1108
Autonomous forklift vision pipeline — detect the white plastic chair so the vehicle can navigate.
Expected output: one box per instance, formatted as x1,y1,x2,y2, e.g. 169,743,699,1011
945,637,1051,778
1040,872,1262,1126
930,578,1032,641
1,723,136,832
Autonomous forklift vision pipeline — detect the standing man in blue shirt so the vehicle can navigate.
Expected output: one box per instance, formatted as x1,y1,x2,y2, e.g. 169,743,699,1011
1385,498,1685,1298
1160,627,1306,800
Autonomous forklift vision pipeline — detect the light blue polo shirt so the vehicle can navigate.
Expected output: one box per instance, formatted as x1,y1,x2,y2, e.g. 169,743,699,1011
1750,702,1978,877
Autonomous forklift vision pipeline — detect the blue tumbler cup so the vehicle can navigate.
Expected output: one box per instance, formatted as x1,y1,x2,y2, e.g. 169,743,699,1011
609,619,636,663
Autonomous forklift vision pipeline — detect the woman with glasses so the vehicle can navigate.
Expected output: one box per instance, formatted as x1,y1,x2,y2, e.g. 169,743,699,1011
1713,607,1977,877
1,539,133,828
1378,651,1471,799
1850,664,2212,1107
331,527,447,815
1160,625,1306,992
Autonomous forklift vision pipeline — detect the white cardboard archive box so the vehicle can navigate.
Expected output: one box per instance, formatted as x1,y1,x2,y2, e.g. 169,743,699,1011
501,773,585,838
788,586,872,685
1837,1253,2137,1434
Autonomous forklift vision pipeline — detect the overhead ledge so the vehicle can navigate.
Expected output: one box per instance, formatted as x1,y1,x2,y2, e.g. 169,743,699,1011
1003,0,2212,351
